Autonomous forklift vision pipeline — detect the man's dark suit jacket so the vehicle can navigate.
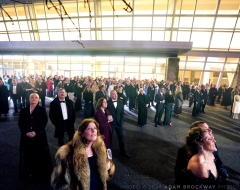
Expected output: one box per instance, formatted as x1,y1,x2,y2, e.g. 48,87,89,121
194,90,201,103
49,98,76,138
35,82,47,98
107,99,124,127
95,90,107,103
9,83,23,97
155,93,165,109
200,89,208,104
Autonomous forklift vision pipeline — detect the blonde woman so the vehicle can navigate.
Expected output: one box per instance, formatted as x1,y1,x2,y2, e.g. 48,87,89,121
91,81,99,104
174,86,183,116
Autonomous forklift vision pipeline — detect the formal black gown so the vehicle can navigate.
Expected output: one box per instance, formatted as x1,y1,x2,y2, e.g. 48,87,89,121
0,84,9,115
83,91,94,118
137,93,148,126
18,105,52,181
74,84,83,111
184,155,228,189
163,95,174,125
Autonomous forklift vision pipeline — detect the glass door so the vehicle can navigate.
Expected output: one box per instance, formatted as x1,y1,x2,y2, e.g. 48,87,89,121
64,71,71,78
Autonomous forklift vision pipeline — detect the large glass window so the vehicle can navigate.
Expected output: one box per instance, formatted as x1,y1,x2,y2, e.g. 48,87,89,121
186,62,204,70
205,63,224,71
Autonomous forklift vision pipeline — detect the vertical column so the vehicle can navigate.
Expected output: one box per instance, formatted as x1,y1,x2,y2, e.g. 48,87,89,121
232,65,240,87
166,57,179,81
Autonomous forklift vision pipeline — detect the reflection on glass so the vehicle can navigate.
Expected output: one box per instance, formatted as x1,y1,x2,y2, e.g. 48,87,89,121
71,71,82,77
156,66,165,75
193,17,214,28
184,71,202,84
125,65,139,72
47,63,57,70
210,32,232,49
71,64,82,70
224,64,238,72
215,17,237,28
101,0,113,15
114,31,131,40
181,0,195,14
140,66,154,73
205,63,224,71
102,31,113,40
124,73,139,79
134,0,153,15
110,57,124,64
179,17,193,28
153,17,166,27
9,34,22,41
179,61,186,69
96,72,108,77
191,32,211,48
109,65,123,72
102,18,113,27
202,72,220,85
230,33,240,49
152,31,165,41
219,72,234,86
195,0,218,14
188,56,205,62
39,33,49,41
177,31,191,41
114,17,132,27
218,0,239,14
133,31,151,41
154,0,168,14
125,57,140,65
141,58,156,65
134,17,152,27
207,57,225,62
178,70,183,81
186,62,204,70
226,58,239,63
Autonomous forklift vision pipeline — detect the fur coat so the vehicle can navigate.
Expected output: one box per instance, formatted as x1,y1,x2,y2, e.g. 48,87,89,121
51,131,115,190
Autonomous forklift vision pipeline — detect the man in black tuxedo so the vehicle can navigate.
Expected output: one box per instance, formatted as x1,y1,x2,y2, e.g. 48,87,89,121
192,86,201,117
9,79,23,113
107,90,130,158
35,77,47,108
49,88,76,146
200,85,208,113
154,87,165,127
95,85,107,103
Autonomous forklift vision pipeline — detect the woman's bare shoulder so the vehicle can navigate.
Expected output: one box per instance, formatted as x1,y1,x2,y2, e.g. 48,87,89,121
187,155,209,179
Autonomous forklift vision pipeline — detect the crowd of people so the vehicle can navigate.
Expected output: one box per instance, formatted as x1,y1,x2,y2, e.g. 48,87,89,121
0,72,237,189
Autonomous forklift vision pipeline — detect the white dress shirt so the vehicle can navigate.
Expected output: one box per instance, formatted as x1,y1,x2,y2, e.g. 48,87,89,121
60,100,68,120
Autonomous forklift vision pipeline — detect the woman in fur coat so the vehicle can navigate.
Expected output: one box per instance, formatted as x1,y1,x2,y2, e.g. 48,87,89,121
51,118,115,190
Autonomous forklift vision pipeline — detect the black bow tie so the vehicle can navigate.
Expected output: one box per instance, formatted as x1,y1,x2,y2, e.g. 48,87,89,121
60,101,65,103
112,101,117,102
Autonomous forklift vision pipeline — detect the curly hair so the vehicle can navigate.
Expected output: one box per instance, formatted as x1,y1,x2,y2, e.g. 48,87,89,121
185,127,206,155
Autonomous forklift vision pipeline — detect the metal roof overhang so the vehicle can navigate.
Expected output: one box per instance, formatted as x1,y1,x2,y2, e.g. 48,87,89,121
0,41,192,57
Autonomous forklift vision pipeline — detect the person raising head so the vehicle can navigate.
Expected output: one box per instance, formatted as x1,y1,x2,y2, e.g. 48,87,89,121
18,93,52,181
94,98,113,149
185,127,228,186
51,118,115,190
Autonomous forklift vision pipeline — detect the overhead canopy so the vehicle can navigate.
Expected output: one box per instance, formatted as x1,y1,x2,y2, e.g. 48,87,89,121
0,41,192,57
